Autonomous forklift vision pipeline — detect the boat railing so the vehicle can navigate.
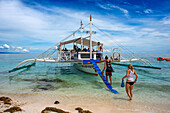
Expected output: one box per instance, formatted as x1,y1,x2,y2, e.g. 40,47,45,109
119,57,153,66
59,51,72,61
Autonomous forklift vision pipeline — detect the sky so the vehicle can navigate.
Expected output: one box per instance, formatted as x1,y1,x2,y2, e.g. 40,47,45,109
0,0,170,53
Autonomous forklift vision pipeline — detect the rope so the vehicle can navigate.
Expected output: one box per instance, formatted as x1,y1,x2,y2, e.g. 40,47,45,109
36,23,90,59
36,28,80,59
47,49,57,59
92,24,136,58
92,36,111,56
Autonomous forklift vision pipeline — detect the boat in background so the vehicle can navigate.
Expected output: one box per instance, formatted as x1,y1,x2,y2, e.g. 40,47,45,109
157,57,170,61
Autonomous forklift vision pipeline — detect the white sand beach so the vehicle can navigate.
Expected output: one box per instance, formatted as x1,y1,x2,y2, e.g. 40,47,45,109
1,91,169,113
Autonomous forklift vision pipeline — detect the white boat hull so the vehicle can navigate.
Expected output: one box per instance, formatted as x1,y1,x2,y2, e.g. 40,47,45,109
73,62,104,75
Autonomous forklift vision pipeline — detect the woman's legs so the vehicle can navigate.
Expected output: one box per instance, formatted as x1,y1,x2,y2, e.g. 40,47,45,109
126,83,131,100
106,72,112,85
106,75,108,84
109,76,112,85
129,84,134,100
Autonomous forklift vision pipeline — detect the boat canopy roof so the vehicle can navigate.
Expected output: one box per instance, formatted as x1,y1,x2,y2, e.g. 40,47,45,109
60,37,103,47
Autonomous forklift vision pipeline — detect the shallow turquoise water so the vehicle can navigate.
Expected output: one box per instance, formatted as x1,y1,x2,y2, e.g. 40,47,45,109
0,53,170,107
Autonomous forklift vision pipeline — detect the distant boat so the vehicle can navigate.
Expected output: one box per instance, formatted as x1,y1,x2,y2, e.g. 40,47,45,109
157,57,170,61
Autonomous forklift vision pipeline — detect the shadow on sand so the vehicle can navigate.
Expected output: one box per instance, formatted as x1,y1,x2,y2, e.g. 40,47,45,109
113,97,129,101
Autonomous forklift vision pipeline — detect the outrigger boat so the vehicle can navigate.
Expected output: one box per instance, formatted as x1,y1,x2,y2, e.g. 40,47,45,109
9,15,161,94
157,57,170,61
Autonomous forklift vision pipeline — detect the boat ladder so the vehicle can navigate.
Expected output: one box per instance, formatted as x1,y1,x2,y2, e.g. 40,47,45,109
90,60,119,94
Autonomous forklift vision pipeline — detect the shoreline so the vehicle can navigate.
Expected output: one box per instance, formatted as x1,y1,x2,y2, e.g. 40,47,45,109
1,91,169,113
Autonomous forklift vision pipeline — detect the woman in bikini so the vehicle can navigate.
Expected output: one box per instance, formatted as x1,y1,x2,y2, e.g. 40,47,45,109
122,64,138,100
102,56,114,85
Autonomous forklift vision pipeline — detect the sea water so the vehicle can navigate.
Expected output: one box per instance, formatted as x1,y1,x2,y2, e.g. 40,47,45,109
0,53,170,112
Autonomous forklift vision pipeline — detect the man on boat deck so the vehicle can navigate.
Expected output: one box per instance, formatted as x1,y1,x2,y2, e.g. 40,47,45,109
97,42,103,52
74,45,78,51
102,56,114,85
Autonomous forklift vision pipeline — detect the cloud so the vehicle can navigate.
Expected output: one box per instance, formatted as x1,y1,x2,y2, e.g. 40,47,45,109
17,47,22,49
3,44,10,49
98,3,129,17
141,28,155,31
98,4,111,10
108,4,129,17
0,0,90,47
149,31,169,37
0,44,29,52
22,49,29,52
144,9,153,14
0,46,4,49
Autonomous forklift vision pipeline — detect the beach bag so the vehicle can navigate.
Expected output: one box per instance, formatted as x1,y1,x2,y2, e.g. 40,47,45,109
121,80,125,87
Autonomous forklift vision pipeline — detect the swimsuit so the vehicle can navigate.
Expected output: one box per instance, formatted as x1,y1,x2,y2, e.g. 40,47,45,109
126,69,135,85
106,61,114,72
126,82,134,85
105,60,114,77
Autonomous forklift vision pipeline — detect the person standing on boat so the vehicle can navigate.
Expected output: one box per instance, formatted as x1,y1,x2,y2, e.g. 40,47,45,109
122,64,138,100
96,42,103,60
102,56,114,85
97,42,103,52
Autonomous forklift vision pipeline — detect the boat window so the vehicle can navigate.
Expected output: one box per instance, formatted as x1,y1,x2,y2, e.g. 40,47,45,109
81,54,94,58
